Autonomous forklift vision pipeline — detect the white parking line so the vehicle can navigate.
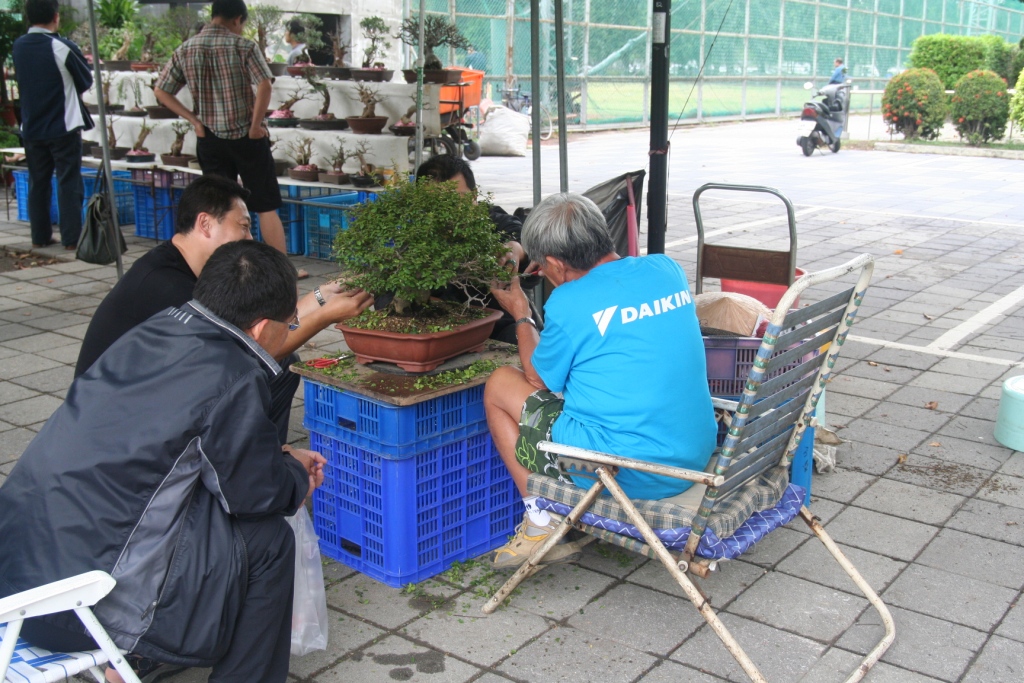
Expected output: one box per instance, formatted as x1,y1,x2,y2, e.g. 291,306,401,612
927,284,1024,352
849,335,1024,369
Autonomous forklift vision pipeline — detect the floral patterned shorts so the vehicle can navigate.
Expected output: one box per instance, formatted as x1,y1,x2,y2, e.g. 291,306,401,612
516,390,573,483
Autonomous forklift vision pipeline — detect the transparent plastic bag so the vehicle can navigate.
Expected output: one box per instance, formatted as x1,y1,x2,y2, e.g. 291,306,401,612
286,507,328,655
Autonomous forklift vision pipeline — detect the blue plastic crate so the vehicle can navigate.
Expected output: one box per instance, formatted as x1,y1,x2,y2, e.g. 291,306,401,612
133,185,182,240
12,169,58,223
310,428,522,587
81,169,134,225
303,192,361,260
303,378,488,458
280,185,345,255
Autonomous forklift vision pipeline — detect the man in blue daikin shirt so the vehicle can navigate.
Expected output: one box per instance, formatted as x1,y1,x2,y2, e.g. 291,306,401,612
483,192,717,569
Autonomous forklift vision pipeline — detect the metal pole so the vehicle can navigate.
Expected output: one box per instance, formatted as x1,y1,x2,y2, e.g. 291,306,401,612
413,0,426,175
85,0,122,278
647,0,670,255
554,0,567,192
531,0,541,206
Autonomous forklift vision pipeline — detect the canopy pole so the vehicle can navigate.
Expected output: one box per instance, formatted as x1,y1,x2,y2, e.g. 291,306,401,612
85,0,123,278
530,0,541,206
553,0,567,192
647,0,670,255
412,0,426,175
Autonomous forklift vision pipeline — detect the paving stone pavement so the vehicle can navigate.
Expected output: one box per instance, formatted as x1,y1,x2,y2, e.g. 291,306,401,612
1,118,1023,682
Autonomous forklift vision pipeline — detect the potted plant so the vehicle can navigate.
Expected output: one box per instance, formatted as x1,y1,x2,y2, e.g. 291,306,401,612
161,120,195,166
101,25,135,71
91,116,130,159
143,75,178,118
318,139,351,184
351,16,393,82
116,75,146,116
88,73,124,114
131,15,158,71
326,24,350,79
348,141,378,187
126,120,155,162
346,83,388,135
269,136,290,176
389,103,418,136
398,15,470,84
267,84,308,127
247,4,284,73
298,70,347,130
284,135,318,181
284,13,328,77
332,177,509,371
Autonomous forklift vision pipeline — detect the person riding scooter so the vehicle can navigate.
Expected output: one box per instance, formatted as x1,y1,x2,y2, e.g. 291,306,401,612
796,82,849,156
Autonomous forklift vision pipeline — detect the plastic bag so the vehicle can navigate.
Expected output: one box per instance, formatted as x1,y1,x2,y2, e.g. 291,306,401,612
479,106,529,156
286,507,328,656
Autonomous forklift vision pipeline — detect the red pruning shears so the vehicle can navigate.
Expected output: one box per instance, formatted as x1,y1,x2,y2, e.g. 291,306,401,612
308,357,340,368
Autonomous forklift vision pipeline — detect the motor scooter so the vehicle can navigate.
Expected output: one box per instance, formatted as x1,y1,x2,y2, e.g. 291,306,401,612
796,81,850,156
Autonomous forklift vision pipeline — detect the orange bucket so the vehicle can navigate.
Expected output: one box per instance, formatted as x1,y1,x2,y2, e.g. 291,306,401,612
439,69,484,115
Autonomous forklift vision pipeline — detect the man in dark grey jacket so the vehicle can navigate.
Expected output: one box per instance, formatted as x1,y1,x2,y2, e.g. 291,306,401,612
0,241,325,682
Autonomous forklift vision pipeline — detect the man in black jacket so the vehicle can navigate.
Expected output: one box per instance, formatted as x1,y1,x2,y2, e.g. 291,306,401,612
13,0,94,249
0,241,325,683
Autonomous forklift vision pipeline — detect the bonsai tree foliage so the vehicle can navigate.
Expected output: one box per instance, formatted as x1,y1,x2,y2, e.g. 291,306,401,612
398,15,470,70
305,70,334,119
118,73,145,111
136,15,158,63
130,120,153,151
359,16,391,68
881,68,947,140
271,84,310,117
290,13,326,63
322,138,352,173
351,141,374,176
169,120,191,156
334,178,510,314
285,135,316,170
951,69,1009,146
352,83,385,118
246,4,283,61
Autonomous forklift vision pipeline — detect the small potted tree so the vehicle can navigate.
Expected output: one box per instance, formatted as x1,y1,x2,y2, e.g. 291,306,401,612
269,136,290,176
91,116,130,159
346,83,388,134
298,70,348,130
126,121,156,162
284,135,318,181
267,84,309,127
327,24,350,79
349,141,377,187
351,16,393,82
131,16,159,71
102,25,135,71
88,73,124,114
332,177,509,371
318,139,351,184
285,13,326,75
398,15,470,84
247,4,285,74
389,102,418,136
117,75,146,116
161,120,195,166
143,75,178,119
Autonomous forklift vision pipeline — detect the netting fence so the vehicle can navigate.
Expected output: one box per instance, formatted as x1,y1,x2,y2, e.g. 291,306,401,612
406,0,1024,126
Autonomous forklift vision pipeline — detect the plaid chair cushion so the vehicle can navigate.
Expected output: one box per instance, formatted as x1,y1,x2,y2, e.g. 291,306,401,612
528,464,790,540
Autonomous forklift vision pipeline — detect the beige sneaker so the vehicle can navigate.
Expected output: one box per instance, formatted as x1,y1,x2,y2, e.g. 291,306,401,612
492,514,582,570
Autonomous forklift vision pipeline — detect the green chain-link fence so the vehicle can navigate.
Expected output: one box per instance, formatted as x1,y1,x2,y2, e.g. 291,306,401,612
409,0,1024,125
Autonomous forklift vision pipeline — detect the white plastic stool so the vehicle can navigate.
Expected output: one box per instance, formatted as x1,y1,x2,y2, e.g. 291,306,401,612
995,375,1024,452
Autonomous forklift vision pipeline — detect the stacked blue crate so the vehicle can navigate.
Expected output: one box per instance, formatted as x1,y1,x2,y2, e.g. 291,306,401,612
303,378,521,587
13,169,134,225
303,192,361,260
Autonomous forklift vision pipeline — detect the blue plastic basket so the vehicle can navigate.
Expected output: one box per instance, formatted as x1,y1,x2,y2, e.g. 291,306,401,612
81,169,134,225
303,192,361,260
303,378,488,458
247,186,343,254
310,428,522,587
12,169,57,223
132,185,182,240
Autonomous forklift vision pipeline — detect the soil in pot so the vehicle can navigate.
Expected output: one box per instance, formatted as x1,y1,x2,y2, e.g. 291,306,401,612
86,103,123,115
126,151,156,163
160,153,196,166
318,171,348,184
144,105,178,119
338,304,503,373
351,69,394,82
288,167,320,182
92,145,130,160
346,116,388,135
298,118,350,131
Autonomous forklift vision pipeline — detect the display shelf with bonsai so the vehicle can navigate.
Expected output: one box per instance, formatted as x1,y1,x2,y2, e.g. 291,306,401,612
332,176,510,372
161,121,196,166
126,121,156,162
91,117,129,159
347,83,388,134
351,16,393,82
298,71,348,130
398,15,470,84
267,85,309,127
284,135,319,181
318,139,353,184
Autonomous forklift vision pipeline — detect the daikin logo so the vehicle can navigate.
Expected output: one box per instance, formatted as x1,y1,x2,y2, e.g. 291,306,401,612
592,306,618,336
592,289,692,336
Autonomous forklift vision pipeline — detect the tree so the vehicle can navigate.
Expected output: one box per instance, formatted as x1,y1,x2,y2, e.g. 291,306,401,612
398,15,470,70
359,16,391,68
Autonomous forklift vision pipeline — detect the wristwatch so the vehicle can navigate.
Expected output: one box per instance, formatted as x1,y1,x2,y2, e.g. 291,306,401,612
314,286,326,307
515,316,536,329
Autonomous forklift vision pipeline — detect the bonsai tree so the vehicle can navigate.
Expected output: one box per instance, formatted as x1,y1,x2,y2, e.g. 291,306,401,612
129,120,153,152
398,15,470,70
246,4,283,61
351,141,374,176
334,178,510,314
359,16,391,68
270,84,310,118
289,13,326,64
111,25,135,61
106,115,120,148
284,135,316,171
352,83,385,118
305,70,334,119
322,138,352,173
330,25,349,67
169,120,192,156
118,74,145,112
136,17,158,64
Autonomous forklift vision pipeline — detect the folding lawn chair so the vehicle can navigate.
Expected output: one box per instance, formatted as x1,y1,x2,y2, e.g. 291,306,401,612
482,253,895,683
0,571,141,683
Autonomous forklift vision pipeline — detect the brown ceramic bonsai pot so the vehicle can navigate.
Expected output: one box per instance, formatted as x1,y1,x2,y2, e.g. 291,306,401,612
350,68,394,82
86,103,123,114
338,308,503,372
318,171,348,184
286,64,313,77
144,105,178,119
102,60,133,71
402,69,463,84
389,123,416,136
288,168,320,182
345,116,388,135
160,153,196,166
130,62,158,72
126,151,156,163
349,174,377,188
120,107,147,117
92,145,130,160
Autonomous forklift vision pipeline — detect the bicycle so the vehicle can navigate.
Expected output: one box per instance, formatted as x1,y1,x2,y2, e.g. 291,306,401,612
500,82,553,141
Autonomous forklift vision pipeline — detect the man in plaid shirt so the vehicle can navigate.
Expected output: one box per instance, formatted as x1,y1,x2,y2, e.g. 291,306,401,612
155,0,295,271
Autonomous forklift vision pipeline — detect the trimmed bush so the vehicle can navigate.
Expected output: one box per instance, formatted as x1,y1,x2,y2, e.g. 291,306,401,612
1010,68,1024,134
882,68,947,140
951,69,1009,145
978,34,1016,83
909,35,986,89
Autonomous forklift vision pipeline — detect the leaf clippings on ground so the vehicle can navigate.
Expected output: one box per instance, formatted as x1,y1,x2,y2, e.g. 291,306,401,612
897,453,908,464
923,314,934,320
868,361,878,367
925,401,938,410
929,441,942,447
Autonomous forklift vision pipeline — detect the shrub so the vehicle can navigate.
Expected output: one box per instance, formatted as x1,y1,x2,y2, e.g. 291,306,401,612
909,35,986,89
951,69,1009,145
978,35,1016,83
1010,68,1024,134
881,68,947,140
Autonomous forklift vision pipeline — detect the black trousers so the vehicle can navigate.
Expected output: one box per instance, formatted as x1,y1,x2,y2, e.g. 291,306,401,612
24,131,83,247
21,516,296,683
